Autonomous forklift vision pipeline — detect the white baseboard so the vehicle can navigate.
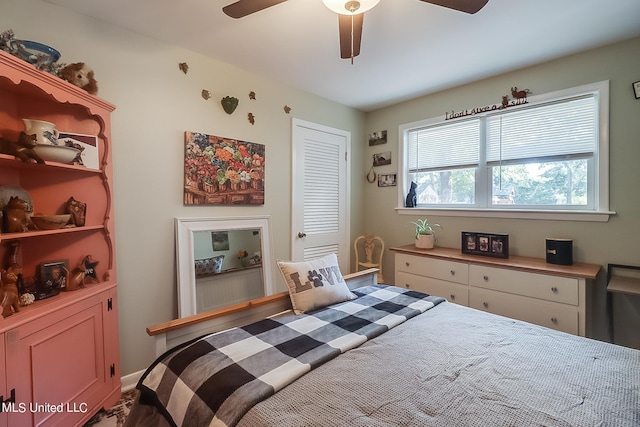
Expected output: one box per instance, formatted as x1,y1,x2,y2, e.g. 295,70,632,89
120,369,144,392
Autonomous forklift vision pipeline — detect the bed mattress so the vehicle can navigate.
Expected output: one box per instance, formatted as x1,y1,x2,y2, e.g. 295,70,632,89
126,293,640,426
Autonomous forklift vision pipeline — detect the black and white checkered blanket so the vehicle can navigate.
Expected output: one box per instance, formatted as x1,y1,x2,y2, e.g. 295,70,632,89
137,285,444,427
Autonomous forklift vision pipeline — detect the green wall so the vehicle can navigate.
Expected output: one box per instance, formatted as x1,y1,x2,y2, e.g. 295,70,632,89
363,36,640,348
1,0,366,377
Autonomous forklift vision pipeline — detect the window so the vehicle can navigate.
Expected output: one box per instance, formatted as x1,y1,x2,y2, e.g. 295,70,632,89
399,82,610,220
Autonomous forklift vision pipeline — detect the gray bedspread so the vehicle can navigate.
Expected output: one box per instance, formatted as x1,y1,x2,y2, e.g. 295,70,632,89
126,302,640,427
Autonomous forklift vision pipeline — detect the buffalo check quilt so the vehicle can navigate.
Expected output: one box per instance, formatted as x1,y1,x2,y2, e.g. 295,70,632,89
137,285,445,427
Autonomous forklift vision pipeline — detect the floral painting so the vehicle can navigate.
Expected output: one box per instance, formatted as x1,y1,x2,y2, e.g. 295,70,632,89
184,131,265,205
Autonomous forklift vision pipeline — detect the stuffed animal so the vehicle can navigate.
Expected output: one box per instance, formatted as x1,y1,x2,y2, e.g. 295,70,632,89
57,62,98,95
0,132,45,164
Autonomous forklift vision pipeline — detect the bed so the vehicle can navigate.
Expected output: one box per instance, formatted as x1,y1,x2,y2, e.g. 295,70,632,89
125,264,640,427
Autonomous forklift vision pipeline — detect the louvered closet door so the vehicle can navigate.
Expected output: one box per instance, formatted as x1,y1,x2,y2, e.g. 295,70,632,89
291,118,350,272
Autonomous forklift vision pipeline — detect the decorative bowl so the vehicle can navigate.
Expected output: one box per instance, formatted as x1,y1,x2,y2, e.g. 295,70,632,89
13,40,61,67
32,145,79,164
31,214,71,230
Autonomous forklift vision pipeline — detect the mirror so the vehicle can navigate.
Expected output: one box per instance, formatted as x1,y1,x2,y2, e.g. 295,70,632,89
175,216,275,317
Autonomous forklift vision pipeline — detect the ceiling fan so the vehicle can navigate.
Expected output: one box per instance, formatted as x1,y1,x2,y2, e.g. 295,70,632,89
222,0,489,62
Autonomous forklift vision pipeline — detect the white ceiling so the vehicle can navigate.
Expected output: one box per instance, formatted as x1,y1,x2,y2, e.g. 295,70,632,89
44,0,640,112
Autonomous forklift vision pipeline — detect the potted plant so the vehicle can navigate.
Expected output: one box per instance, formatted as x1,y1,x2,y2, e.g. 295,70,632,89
411,218,441,249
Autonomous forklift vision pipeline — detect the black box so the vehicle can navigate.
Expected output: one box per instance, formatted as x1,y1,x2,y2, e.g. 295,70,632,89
546,238,573,265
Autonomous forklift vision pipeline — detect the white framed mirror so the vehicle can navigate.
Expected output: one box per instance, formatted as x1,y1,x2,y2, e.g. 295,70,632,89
175,216,275,317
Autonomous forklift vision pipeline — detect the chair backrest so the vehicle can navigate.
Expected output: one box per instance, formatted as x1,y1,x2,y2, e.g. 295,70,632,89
354,234,385,283
354,233,384,265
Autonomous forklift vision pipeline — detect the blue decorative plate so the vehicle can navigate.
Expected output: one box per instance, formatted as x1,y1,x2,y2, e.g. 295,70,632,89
14,40,61,67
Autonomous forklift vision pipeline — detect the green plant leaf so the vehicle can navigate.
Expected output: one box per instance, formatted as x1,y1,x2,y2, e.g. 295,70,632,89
410,218,442,239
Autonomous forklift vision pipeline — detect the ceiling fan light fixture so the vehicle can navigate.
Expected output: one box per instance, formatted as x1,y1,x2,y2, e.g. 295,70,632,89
323,0,380,15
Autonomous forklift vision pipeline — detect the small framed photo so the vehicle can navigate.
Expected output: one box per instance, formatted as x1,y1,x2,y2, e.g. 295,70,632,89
634,81,640,99
461,232,509,258
40,260,69,291
211,231,229,251
373,151,391,166
377,173,397,187
368,130,387,146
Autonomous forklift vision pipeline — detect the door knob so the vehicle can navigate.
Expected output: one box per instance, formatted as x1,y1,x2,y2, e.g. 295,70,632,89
297,232,307,238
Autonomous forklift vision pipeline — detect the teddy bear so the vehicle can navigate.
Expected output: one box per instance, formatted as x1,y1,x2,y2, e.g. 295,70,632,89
57,62,98,95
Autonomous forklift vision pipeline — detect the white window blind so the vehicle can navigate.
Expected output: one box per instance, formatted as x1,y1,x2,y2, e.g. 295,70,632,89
486,95,597,165
407,120,480,172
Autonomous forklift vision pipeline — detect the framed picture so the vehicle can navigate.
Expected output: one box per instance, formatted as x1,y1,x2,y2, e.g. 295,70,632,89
40,259,69,291
212,231,229,251
373,151,391,166
377,173,397,187
633,81,640,99
368,130,387,146
461,232,509,258
183,131,265,205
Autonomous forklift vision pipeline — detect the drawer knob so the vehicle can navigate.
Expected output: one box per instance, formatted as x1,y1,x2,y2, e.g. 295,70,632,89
483,302,489,308
551,317,558,324
483,275,489,281
405,262,410,267
551,287,558,293
450,294,455,300
405,283,410,288
450,270,455,276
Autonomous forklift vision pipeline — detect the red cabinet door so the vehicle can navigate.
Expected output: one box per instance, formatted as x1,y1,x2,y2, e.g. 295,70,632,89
5,289,116,427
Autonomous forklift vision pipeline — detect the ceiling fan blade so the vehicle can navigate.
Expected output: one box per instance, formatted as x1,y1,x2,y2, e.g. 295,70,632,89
223,0,288,18
338,13,364,59
419,0,489,14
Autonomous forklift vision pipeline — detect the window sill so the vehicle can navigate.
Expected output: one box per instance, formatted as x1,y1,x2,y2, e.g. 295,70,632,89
395,207,615,222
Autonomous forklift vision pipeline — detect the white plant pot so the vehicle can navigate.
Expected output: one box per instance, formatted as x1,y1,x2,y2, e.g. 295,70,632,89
415,234,435,249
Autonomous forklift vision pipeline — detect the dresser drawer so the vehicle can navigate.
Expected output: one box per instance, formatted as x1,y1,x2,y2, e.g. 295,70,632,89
396,253,468,285
469,265,578,305
396,271,469,305
470,287,578,335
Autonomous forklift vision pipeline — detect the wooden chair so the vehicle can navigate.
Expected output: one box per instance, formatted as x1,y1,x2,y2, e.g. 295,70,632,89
354,233,384,283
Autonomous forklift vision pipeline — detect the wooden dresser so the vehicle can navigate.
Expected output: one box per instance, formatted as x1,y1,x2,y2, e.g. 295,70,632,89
390,245,601,336
0,50,119,426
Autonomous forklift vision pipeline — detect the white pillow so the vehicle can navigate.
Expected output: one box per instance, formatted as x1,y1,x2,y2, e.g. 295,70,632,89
277,253,356,314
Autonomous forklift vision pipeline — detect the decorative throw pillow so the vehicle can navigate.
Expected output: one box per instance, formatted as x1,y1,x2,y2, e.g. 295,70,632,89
210,255,224,273
195,255,224,275
277,253,356,314
194,259,206,276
